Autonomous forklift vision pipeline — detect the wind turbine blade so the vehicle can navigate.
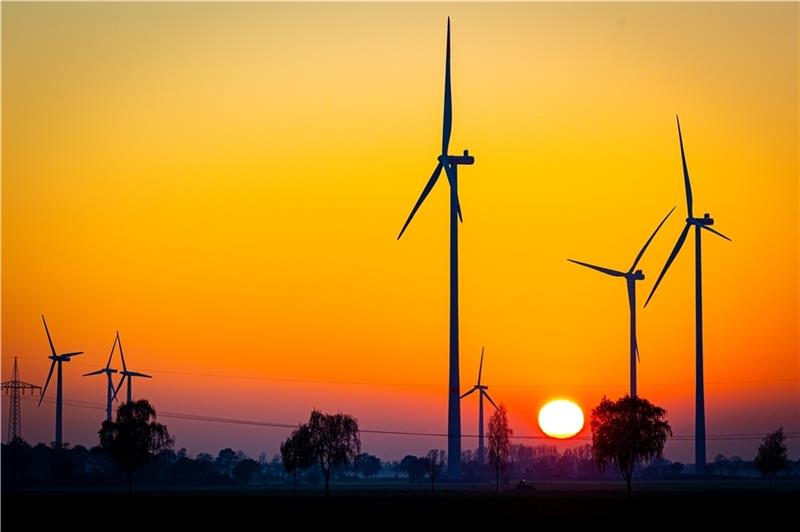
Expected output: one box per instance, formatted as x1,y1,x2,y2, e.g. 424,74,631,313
117,332,127,373
701,225,732,242
457,199,463,223
61,352,83,357
111,376,126,402
676,115,694,218
629,207,676,272
644,223,691,307
39,360,56,406
460,387,477,399
41,315,57,356
635,336,640,363
441,17,452,156
129,372,153,379
477,346,484,386
567,259,625,277
397,163,444,240
83,369,106,377
105,334,118,369
483,391,499,410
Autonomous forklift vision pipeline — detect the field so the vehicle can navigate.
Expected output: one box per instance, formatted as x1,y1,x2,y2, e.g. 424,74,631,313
3,480,798,530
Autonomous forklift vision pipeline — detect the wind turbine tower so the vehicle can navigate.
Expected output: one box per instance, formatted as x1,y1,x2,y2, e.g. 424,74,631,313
112,332,152,404
645,116,731,474
568,207,674,397
84,333,120,421
38,315,84,450
460,347,498,464
397,18,474,480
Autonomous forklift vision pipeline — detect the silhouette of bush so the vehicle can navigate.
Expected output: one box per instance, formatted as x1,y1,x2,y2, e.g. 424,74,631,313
755,427,787,488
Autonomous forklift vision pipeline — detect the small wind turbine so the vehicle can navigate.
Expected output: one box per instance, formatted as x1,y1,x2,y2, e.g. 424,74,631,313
644,115,731,475
111,333,152,403
38,315,83,450
460,347,498,465
568,207,674,397
397,17,475,481
83,333,120,421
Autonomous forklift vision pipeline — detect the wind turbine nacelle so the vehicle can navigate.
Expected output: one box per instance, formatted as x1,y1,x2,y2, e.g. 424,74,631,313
689,214,714,226
632,270,645,281
445,149,475,166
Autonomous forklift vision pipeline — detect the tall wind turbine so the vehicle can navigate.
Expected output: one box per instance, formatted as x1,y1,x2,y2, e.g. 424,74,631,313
645,116,731,475
397,17,474,480
568,207,674,397
111,333,152,404
83,333,120,421
38,315,83,449
460,347,498,465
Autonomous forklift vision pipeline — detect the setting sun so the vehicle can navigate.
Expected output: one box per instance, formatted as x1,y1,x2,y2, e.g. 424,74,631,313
538,400,585,439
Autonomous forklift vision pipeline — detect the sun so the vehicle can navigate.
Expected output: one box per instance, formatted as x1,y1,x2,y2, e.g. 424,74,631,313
538,399,585,439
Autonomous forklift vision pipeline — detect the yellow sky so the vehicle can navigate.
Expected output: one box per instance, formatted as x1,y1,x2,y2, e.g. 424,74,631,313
2,2,798,459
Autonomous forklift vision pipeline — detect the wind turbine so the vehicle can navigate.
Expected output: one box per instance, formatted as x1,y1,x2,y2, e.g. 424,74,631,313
38,315,83,449
645,116,731,475
568,207,675,398
111,333,152,404
460,347,498,465
83,333,120,421
397,17,474,480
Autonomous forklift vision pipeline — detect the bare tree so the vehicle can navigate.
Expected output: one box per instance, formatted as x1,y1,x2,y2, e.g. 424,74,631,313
427,449,446,493
487,404,513,493
590,395,672,497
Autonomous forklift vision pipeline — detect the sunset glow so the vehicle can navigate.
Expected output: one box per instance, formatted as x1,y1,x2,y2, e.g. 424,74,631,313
1,2,797,461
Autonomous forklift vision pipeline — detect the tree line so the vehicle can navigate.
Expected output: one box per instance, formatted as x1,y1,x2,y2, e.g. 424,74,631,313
2,396,793,495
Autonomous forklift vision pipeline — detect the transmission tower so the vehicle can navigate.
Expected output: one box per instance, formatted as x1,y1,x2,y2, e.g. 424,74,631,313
1,357,42,442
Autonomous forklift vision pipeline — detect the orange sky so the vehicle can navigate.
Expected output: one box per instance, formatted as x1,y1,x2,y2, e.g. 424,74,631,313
2,2,798,461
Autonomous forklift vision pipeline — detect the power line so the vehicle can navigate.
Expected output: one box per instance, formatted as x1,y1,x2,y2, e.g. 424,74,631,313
6,355,799,390
23,395,800,442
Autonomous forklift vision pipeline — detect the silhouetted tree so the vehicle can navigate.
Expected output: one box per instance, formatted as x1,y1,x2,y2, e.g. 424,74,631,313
307,409,361,496
728,456,743,478
215,448,238,477
99,399,173,494
2,437,32,488
591,395,672,497
280,424,314,494
755,427,787,489
355,452,382,479
426,449,446,493
232,458,260,485
399,455,427,482
487,404,513,493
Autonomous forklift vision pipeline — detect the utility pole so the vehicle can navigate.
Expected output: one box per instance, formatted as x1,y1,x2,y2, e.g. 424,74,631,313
2,357,42,442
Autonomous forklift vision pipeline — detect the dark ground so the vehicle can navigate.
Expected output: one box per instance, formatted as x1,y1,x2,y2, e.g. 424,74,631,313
3,481,798,530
